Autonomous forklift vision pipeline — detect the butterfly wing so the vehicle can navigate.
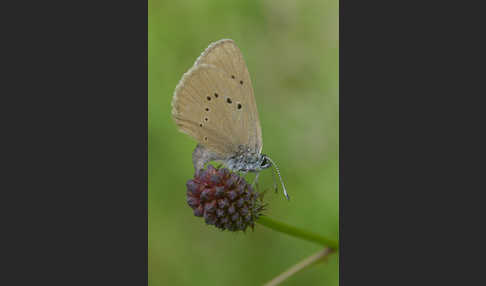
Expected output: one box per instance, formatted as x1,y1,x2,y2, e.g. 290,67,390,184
172,63,254,157
194,39,263,154
172,39,263,158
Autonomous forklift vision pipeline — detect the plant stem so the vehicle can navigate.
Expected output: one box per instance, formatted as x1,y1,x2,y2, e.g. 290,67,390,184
264,248,334,286
256,216,339,250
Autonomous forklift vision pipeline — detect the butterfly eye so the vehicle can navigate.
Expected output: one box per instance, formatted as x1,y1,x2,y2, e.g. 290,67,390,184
261,158,267,167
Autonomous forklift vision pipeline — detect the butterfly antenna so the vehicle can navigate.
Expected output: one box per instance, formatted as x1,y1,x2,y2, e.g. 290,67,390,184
265,156,290,201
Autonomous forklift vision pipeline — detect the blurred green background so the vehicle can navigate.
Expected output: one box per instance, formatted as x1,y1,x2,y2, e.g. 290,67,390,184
149,0,338,285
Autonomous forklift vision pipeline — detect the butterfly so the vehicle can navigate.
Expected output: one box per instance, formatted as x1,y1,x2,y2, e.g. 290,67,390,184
171,39,289,200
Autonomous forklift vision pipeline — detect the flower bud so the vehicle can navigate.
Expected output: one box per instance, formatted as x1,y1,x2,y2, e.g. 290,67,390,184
186,165,265,232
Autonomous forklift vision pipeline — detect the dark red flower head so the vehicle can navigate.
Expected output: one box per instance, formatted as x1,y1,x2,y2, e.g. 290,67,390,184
186,165,265,232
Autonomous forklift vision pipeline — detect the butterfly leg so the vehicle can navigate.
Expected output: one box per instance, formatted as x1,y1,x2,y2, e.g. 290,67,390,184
251,172,260,189
239,170,248,179
270,167,278,193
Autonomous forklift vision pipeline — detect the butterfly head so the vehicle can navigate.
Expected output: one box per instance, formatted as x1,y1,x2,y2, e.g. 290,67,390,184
259,154,272,170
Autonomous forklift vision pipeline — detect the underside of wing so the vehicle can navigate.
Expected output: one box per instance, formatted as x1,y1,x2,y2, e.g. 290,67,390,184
172,63,257,157
194,39,263,153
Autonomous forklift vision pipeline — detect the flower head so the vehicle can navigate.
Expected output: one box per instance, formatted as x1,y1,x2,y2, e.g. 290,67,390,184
186,165,265,232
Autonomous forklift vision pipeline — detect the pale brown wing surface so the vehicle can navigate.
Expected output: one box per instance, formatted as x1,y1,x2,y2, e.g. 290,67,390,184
194,39,263,153
172,63,256,157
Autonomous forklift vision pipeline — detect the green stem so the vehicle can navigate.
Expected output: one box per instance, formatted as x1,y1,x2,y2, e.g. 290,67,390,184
256,216,339,250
